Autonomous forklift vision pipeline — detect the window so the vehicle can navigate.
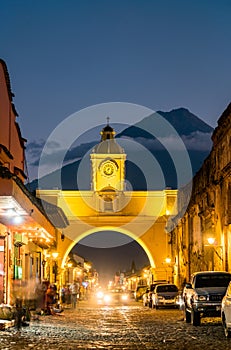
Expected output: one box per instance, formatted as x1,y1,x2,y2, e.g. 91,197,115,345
156,285,178,293
195,274,231,288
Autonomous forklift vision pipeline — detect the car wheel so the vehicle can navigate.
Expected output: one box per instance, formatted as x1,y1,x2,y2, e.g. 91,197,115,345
223,317,231,338
184,308,191,323
156,305,159,310
191,310,200,326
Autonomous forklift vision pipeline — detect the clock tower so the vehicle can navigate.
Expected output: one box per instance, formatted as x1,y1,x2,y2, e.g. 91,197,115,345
90,120,126,195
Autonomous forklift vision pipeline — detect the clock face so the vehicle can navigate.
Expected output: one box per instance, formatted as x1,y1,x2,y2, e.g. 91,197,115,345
103,162,114,176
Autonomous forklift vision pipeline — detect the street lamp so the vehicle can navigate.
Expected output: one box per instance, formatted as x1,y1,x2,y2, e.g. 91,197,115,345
165,257,172,264
164,257,174,283
205,237,223,270
52,252,59,259
207,237,215,245
207,238,223,260
42,259,46,279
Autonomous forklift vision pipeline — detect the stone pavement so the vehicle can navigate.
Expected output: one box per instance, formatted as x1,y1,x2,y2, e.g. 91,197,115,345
0,300,231,349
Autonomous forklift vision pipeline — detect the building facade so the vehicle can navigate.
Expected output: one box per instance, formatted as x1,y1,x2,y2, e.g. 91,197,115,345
169,103,231,286
0,59,68,304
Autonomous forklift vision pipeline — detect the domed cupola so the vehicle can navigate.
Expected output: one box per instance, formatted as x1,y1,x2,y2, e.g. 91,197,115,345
92,118,124,155
100,120,115,141
90,118,126,196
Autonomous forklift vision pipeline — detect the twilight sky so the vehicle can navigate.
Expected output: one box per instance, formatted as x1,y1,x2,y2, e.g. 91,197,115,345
1,0,231,140
1,0,231,281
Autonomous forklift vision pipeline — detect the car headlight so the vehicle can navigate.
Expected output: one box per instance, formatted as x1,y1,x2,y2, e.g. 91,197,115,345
157,295,164,300
121,294,128,301
195,295,207,301
97,291,104,299
104,294,111,303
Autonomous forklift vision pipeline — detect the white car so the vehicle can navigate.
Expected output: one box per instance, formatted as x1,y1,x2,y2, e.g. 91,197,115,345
152,283,179,309
221,281,231,337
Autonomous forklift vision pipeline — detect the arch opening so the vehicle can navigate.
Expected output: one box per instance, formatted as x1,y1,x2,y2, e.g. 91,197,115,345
61,227,155,285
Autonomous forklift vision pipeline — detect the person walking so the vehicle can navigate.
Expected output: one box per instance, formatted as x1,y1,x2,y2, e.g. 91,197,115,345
69,281,79,309
45,284,56,315
65,285,71,307
61,286,66,305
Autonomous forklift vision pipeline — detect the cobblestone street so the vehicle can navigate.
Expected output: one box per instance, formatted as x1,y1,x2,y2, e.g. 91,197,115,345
0,300,231,350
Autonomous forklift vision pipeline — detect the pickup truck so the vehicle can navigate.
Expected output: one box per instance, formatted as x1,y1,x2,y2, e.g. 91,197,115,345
183,271,231,326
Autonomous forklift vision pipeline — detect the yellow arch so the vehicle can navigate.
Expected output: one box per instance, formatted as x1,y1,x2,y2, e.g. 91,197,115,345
61,226,155,269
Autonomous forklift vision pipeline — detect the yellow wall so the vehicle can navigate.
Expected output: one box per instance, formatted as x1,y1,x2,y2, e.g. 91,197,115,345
37,188,177,280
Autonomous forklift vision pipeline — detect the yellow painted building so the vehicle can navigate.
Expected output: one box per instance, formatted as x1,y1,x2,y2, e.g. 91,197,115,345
37,122,178,285
0,59,68,305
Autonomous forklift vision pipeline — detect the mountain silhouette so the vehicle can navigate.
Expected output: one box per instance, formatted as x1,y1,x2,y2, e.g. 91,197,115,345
118,108,212,139
28,108,213,192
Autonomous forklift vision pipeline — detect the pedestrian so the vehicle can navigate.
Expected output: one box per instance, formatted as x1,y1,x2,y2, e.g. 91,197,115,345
61,285,66,304
35,280,47,314
45,284,56,315
65,285,71,306
69,280,79,309
14,298,23,331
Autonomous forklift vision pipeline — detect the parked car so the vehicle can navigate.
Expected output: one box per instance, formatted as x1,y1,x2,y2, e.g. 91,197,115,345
221,281,231,337
142,288,150,306
184,271,231,326
134,285,147,301
152,283,179,309
142,280,168,307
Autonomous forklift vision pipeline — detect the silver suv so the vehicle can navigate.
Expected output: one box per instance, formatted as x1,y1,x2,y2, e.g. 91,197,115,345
184,271,231,326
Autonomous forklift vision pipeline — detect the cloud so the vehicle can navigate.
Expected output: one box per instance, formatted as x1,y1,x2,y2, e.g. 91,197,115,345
26,138,61,155
25,138,97,180
122,131,212,152
25,131,212,181
64,141,97,162
26,139,67,166
26,139,45,158
181,131,212,150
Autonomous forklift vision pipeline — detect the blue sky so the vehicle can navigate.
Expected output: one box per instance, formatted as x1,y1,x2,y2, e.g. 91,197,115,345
1,0,230,278
1,0,231,143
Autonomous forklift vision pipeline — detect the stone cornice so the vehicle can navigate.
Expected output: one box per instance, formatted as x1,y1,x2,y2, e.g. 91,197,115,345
0,58,14,102
0,144,13,160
